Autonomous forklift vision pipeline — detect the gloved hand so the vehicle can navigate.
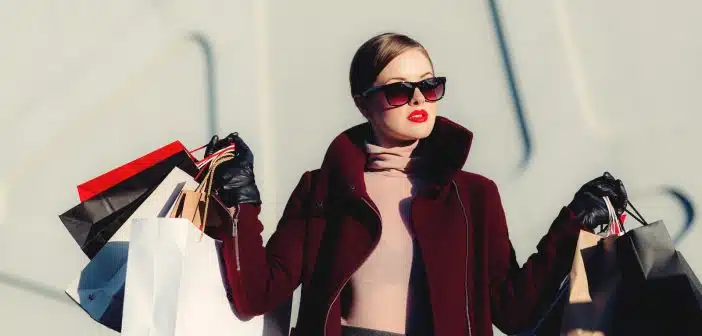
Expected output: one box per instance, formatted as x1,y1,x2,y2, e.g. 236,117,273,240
203,133,261,207
568,172,628,230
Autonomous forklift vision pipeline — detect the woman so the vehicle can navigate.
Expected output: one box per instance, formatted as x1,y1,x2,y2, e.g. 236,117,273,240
205,33,627,336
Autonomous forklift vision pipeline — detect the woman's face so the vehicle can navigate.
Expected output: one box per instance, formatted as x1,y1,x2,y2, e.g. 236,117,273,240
358,48,439,147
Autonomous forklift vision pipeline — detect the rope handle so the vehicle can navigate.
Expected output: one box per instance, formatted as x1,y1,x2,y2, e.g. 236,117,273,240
624,199,648,226
603,196,625,236
185,141,237,169
196,151,235,236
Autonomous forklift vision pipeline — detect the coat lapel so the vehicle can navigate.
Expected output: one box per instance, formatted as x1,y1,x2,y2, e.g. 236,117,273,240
312,115,476,332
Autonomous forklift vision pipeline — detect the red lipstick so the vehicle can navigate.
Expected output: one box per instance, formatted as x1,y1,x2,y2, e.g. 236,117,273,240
407,109,428,123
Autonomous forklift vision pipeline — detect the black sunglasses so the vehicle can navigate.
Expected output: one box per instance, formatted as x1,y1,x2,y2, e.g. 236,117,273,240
355,76,447,107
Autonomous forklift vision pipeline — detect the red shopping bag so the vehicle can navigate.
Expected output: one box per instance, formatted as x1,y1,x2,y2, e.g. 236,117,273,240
77,140,236,202
77,141,198,201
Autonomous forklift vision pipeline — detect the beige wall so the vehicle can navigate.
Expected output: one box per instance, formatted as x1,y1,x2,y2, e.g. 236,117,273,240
1,1,700,335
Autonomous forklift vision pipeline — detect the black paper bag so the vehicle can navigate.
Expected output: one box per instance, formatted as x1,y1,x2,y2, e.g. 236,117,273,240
525,220,702,336
612,220,702,335
59,150,198,258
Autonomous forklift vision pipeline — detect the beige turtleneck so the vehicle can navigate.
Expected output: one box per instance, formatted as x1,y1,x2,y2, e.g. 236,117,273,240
340,140,425,334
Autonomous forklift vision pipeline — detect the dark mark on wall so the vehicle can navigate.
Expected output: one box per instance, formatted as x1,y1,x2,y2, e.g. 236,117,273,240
486,0,532,170
189,32,218,138
663,187,696,244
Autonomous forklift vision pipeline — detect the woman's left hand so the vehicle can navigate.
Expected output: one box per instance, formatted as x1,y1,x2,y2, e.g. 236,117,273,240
568,172,628,230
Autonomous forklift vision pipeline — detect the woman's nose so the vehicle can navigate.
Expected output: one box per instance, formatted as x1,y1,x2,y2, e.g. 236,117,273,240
410,87,425,105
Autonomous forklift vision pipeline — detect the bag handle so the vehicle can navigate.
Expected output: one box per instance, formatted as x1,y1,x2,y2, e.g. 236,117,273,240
184,141,237,173
624,199,648,226
170,151,235,239
166,149,233,240
171,150,234,240
597,197,649,234
603,196,625,236
196,151,235,234
194,144,237,171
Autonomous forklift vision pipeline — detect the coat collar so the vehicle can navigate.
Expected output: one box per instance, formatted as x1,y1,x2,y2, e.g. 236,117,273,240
320,116,474,199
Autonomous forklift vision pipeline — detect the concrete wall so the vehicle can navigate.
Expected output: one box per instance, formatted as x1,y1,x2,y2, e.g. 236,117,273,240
1,1,700,335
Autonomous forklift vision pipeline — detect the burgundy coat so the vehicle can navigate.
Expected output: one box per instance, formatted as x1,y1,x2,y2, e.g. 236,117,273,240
217,116,585,336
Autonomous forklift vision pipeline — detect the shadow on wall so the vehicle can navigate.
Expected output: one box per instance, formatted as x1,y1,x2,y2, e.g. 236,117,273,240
0,270,73,305
484,0,697,242
663,187,696,243
190,31,219,138
0,10,698,335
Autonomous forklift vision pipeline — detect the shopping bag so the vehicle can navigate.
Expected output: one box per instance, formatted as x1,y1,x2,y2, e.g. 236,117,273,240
170,151,236,234
65,167,198,331
611,220,702,335
528,198,702,336
169,150,293,336
121,217,265,336
76,140,232,202
559,231,620,334
77,141,197,201
560,197,623,335
525,198,622,336
59,149,198,258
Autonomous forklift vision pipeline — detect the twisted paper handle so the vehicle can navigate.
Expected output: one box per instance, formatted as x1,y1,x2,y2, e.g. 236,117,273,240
195,151,235,239
603,196,624,236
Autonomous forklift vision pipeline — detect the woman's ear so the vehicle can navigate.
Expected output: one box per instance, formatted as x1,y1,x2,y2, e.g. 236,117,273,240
354,97,370,118
353,96,363,109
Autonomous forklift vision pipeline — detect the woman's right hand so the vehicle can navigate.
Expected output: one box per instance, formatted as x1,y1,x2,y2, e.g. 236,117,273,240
204,133,261,207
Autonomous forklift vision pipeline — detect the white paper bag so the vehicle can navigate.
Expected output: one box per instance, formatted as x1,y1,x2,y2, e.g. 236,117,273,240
122,217,264,336
65,167,197,330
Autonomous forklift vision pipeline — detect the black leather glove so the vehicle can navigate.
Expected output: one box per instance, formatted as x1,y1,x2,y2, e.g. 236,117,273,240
568,172,628,230
204,133,261,207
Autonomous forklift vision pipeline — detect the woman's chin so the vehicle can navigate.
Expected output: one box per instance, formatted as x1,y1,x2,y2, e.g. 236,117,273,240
373,119,435,145
401,121,435,139
393,131,431,143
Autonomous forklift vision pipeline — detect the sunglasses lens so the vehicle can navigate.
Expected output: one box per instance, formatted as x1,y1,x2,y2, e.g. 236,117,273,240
419,78,445,101
383,83,413,106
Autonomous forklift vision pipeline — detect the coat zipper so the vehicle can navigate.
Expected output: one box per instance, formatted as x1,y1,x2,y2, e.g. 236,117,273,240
232,204,242,271
227,204,246,314
323,197,381,336
453,181,473,336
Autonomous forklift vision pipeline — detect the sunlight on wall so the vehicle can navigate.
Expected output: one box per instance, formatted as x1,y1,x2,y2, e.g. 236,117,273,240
2,1,701,335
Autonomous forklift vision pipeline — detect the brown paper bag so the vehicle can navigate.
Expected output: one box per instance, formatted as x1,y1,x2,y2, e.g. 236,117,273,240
169,152,234,235
560,231,620,334
560,197,623,335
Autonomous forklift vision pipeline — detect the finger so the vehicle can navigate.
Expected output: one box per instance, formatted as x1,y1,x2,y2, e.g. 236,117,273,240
231,134,252,158
584,181,615,199
584,173,609,189
215,160,237,180
583,191,607,209
223,132,239,145
596,178,627,210
209,135,219,147
617,179,627,197
204,135,219,156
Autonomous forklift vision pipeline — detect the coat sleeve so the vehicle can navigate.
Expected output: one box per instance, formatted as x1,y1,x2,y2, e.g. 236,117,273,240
217,171,313,316
483,179,585,334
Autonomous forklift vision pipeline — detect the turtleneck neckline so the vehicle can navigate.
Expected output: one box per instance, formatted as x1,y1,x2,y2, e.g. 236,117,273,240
364,140,421,176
